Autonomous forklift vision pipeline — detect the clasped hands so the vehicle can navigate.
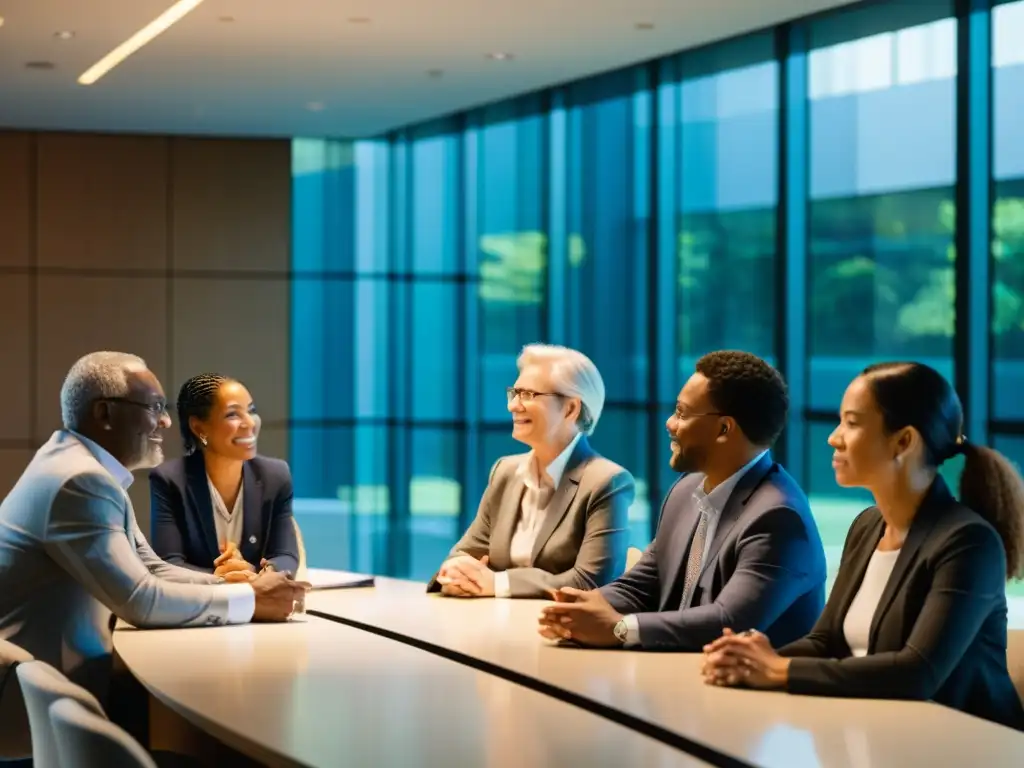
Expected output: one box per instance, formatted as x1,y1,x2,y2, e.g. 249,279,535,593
699,628,791,689
436,554,495,597
214,542,312,622
214,541,262,582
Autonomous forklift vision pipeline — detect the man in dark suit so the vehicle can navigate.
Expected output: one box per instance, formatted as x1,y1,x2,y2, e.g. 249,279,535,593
538,350,826,651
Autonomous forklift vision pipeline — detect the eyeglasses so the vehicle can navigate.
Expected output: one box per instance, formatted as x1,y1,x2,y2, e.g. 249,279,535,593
99,398,168,416
672,405,723,420
506,387,564,404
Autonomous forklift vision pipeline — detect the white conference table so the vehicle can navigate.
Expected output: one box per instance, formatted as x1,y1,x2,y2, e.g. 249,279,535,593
113,613,707,768
306,577,1024,768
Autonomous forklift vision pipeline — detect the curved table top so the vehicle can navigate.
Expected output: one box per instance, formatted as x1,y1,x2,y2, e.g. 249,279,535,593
113,614,709,768
306,577,1024,768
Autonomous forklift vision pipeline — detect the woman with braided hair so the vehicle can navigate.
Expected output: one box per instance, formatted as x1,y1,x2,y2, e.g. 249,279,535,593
149,373,298,580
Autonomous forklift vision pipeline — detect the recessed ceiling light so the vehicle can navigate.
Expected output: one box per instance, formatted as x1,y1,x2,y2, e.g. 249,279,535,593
54,30,75,40
486,52,514,61
79,0,205,85
635,22,655,30
347,17,371,23
25,61,56,70
306,101,326,112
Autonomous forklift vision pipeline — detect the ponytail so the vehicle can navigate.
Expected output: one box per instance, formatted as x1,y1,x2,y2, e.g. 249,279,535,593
958,443,1024,580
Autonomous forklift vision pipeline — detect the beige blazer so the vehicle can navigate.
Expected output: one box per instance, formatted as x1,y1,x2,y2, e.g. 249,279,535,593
429,437,635,597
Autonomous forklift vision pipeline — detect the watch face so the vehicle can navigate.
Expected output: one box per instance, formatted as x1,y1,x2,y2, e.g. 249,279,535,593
614,621,627,641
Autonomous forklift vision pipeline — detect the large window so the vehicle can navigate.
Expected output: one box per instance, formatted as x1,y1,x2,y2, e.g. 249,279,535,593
805,0,957,584
564,69,653,547
290,0,1024,617
676,35,779,375
993,0,1024,423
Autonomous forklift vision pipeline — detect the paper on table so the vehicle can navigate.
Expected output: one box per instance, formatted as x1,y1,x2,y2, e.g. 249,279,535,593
304,568,376,591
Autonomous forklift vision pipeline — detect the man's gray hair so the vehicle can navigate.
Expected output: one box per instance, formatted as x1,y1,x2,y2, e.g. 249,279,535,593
60,351,148,431
517,344,605,436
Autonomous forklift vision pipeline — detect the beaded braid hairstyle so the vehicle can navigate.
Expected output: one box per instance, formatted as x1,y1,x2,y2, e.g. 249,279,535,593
176,373,230,456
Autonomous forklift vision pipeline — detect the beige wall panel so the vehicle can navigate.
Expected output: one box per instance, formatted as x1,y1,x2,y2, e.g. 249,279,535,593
0,132,32,268
171,139,290,273
170,277,288,423
36,276,168,438
0,275,32,441
0,449,33,498
36,134,168,272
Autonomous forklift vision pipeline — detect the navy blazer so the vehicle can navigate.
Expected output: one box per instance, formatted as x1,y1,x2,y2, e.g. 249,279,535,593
781,476,1024,731
149,453,299,576
600,453,827,651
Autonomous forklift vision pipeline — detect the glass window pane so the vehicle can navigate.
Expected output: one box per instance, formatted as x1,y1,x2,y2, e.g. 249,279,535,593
477,101,546,423
409,429,461,581
411,126,460,274
412,282,459,420
291,139,356,273
587,408,651,551
290,279,361,421
354,140,391,273
564,69,650,402
807,3,956,413
676,45,778,376
993,3,1024,421
290,425,392,575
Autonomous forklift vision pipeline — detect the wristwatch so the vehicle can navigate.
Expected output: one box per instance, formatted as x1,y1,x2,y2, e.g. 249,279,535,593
613,618,629,645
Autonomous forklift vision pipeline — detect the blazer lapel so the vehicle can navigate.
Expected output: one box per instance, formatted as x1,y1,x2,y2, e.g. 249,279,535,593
867,477,950,651
697,453,777,581
529,438,591,565
833,513,884,640
239,462,264,561
660,487,702,606
489,467,525,571
184,454,220,562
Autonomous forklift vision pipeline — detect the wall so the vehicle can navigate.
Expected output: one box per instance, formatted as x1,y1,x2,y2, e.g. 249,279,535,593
0,131,291,537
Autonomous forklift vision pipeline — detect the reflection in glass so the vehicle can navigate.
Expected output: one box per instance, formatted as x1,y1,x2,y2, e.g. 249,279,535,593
807,6,956,412
677,51,778,376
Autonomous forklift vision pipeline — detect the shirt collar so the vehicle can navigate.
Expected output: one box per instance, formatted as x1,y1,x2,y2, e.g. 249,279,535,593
517,432,583,490
693,449,769,515
69,430,134,490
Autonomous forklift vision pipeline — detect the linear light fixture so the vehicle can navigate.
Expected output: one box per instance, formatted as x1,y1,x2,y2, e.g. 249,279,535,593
78,0,205,85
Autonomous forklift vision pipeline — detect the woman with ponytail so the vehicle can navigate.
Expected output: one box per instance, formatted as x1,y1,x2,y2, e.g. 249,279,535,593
149,374,298,580
701,361,1024,730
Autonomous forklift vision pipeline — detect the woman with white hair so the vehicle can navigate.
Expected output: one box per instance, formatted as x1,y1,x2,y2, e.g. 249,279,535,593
428,344,635,599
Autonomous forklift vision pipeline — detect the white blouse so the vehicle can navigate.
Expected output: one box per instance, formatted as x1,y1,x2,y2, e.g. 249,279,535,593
207,475,244,551
842,548,901,657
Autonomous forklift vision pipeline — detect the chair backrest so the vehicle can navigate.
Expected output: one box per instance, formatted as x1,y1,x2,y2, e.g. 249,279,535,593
16,661,106,768
625,547,643,573
0,638,33,759
1007,629,1024,707
293,516,308,581
50,698,157,768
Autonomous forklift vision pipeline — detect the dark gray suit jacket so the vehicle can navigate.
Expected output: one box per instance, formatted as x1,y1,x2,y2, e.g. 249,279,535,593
600,453,826,651
428,437,634,598
781,476,1024,731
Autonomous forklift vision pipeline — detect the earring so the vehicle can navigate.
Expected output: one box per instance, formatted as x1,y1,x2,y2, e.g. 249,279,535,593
200,435,208,447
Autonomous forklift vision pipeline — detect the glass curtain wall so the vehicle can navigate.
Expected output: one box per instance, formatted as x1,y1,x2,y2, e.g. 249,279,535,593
290,0,1024,616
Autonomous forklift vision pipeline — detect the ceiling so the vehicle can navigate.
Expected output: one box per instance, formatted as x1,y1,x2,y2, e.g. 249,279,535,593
0,0,860,139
